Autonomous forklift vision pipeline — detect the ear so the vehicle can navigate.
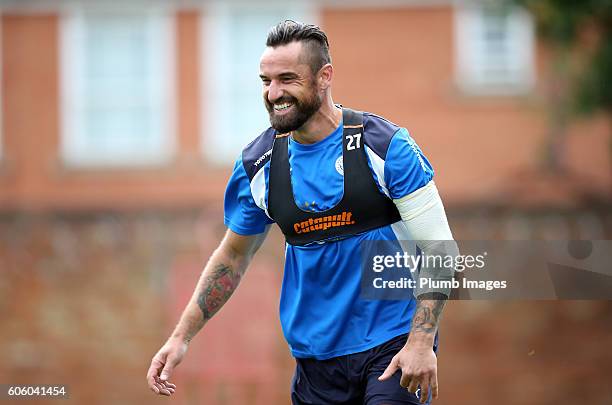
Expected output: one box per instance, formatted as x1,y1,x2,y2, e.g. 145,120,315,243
318,63,333,91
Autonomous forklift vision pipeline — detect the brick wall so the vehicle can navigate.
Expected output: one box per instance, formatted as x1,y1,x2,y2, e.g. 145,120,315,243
1,208,611,404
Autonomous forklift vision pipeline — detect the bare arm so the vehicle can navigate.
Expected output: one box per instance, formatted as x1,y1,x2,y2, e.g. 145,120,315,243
408,293,446,347
147,227,269,396
380,182,456,403
386,294,445,403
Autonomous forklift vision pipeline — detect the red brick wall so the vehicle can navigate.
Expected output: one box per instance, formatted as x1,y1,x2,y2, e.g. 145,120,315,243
1,210,611,404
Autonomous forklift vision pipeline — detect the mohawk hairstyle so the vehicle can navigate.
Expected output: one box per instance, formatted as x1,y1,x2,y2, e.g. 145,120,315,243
266,20,331,74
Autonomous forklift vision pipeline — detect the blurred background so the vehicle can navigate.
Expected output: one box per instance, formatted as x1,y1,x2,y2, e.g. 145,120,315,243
0,0,611,404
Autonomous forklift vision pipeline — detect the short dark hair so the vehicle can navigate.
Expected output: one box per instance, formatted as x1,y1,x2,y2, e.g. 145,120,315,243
266,20,331,74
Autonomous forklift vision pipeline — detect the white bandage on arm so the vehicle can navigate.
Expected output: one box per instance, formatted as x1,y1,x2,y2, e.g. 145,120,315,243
393,181,453,241
393,181,458,298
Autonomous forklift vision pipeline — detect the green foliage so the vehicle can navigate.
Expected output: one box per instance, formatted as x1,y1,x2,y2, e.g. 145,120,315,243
515,0,591,45
514,0,612,114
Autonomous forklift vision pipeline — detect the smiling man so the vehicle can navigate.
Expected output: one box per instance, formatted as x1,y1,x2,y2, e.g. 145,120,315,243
147,20,456,404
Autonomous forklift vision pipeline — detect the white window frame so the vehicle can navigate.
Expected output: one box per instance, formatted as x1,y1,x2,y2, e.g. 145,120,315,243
60,6,175,167
200,1,318,165
454,2,535,95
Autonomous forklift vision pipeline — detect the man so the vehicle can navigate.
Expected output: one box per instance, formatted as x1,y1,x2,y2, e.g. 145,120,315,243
147,20,456,404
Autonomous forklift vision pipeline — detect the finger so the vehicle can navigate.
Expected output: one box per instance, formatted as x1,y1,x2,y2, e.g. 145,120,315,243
155,376,170,387
147,377,157,392
162,381,177,389
155,382,171,396
400,371,413,389
419,380,430,404
160,380,176,393
378,357,399,381
147,357,165,388
155,376,177,395
407,375,420,393
147,359,162,379
153,382,165,395
148,370,162,391
147,361,159,378
430,372,438,399
160,356,177,381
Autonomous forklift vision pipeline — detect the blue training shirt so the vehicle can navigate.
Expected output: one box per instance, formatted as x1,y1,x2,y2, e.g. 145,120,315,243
224,112,434,359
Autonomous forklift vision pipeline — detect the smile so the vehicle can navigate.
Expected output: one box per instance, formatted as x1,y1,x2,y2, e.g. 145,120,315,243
274,102,293,111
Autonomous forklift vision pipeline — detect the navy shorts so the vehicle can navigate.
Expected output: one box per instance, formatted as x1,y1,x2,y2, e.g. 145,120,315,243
291,334,438,405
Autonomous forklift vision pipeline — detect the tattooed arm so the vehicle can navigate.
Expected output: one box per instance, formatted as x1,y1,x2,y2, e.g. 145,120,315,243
378,294,446,403
171,227,269,343
378,182,456,403
147,227,270,396
409,292,446,344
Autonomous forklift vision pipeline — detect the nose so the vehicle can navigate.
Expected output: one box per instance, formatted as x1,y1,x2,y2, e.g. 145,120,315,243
267,81,283,104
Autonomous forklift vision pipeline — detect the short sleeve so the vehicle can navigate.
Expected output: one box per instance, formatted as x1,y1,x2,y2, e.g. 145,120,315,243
224,157,274,235
384,128,434,200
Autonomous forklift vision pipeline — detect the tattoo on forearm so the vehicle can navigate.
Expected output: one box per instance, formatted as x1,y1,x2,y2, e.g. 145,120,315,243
197,264,242,322
412,298,446,335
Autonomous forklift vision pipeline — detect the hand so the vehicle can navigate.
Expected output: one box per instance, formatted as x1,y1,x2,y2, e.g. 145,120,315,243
378,343,438,403
146,338,188,396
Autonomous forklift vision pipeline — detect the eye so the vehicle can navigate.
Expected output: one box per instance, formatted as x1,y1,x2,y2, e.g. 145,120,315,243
261,78,271,86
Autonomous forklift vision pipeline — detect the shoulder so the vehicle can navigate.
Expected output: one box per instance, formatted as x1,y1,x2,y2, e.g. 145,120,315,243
362,111,401,160
241,127,276,181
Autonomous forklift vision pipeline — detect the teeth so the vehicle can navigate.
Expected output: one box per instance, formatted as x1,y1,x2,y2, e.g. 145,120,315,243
274,103,292,111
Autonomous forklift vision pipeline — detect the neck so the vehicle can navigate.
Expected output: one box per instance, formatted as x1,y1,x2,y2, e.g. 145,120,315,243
291,96,342,144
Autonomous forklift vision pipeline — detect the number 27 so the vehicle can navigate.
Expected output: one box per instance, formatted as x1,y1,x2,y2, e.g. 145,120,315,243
346,133,361,150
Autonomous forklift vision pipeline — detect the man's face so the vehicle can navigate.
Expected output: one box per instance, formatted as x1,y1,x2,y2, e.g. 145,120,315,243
259,41,322,133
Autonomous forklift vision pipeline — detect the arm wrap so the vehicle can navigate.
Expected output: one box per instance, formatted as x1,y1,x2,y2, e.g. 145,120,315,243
394,181,458,298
